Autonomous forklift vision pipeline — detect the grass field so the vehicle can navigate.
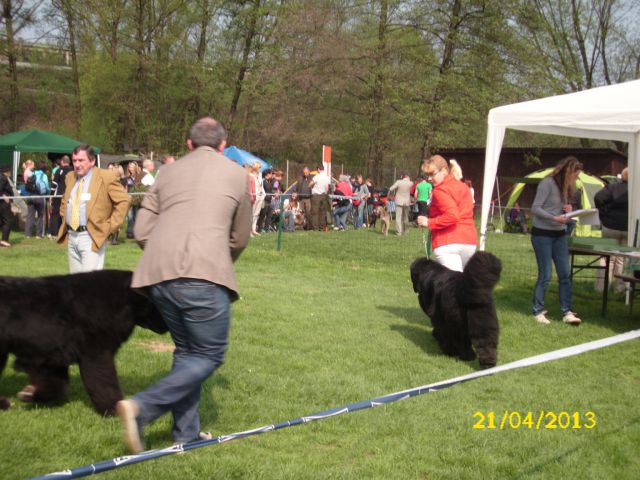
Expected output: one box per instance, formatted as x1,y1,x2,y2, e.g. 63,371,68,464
1,229,639,479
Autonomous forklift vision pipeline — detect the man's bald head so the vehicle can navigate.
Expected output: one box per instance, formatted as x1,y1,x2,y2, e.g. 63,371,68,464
189,117,227,151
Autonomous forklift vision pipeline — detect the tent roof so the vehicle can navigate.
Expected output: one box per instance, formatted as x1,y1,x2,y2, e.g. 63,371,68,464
481,79,640,249
223,146,270,172
489,80,640,142
0,129,101,154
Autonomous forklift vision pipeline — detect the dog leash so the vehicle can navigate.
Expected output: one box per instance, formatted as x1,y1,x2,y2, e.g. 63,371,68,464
422,227,431,258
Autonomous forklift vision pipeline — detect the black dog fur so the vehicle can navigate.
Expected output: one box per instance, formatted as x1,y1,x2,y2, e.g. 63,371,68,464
0,270,166,415
410,251,502,368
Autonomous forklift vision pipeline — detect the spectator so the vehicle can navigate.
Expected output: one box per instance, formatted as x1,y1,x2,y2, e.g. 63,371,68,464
57,144,129,273
117,117,251,453
529,156,582,325
283,192,300,232
0,165,14,247
250,163,265,236
594,167,629,293
389,173,413,236
140,159,156,187
49,155,72,239
508,201,528,233
309,164,330,231
365,178,376,227
259,169,275,233
333,174,353,231
352,175,370,229
414,174,432,217
124,161,144,239
22,160,50,239
417,155,476,271
296,166,313,230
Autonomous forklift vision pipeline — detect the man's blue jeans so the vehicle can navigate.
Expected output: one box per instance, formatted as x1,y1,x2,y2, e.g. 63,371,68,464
133,279,230,443
531,234,572,315
333,205,351,229
354,202,366,229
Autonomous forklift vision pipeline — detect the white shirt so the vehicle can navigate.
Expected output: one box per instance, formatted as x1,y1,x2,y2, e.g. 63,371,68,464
141,170,155,187
311,172,330,195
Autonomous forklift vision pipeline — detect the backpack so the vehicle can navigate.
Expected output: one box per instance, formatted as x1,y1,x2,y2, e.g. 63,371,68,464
25,174,38,193
26,171,47,195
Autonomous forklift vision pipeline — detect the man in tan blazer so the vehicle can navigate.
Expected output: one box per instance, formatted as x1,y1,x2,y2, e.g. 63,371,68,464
57,145,130,272
117,117,252,453
389,172,413,235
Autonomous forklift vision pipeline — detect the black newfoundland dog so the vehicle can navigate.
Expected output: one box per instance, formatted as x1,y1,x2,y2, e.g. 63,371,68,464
410,251,502,369
0,270,166,415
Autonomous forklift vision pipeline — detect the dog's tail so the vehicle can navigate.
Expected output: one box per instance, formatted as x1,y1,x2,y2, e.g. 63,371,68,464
462,251,502,297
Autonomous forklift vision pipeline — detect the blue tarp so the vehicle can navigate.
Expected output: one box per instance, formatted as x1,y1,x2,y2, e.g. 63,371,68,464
223,146,270,172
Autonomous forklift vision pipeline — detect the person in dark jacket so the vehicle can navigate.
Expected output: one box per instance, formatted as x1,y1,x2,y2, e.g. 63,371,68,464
594,167,629,293
0,165,15,247
49,155,72,238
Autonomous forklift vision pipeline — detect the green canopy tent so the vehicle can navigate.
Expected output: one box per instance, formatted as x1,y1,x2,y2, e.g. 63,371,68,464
504,168,605,236
0,129,101,184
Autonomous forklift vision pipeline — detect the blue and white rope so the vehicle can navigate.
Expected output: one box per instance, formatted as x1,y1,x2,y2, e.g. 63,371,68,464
33,329,640,479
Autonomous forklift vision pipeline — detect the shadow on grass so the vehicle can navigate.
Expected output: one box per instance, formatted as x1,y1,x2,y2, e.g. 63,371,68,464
388,323,441,356
377,304,430,326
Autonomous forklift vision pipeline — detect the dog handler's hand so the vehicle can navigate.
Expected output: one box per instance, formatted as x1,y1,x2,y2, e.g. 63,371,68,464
417,215,429,228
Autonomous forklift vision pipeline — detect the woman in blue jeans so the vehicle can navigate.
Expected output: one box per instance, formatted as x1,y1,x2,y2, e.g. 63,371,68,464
530,156,583,326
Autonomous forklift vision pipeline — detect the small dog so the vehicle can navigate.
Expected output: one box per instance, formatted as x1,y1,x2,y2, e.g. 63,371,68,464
374,205,390,236
410,252,502,368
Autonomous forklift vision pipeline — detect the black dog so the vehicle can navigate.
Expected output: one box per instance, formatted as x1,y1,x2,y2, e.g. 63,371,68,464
0,270,166,415
410,252,502,369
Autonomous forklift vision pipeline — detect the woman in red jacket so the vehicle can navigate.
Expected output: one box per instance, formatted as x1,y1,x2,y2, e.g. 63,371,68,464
417,155,477,271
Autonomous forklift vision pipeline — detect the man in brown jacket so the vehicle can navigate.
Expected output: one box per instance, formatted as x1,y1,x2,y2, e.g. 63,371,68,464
57,145,130,272
117,117,252,453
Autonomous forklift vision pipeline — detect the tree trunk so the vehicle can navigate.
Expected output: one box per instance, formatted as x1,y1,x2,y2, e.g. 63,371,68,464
2,0,20,130
228,0,261,135
421,0,462,159
368,0,388,186
59,0,82,122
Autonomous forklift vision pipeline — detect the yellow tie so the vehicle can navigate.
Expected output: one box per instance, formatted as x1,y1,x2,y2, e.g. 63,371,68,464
69,178,84,230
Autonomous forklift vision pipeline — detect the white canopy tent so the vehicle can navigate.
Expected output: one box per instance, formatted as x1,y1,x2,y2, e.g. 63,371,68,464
480,80,640,250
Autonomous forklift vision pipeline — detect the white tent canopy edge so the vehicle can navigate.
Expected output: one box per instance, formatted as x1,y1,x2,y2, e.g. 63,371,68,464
480,80,640,250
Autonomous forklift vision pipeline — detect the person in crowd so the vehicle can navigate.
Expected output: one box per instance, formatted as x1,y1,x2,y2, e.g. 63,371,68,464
309,164,330,231
250,162,265,236
117,117,251,453
140,159,156,187
258,169,275,233
508,201,528,233
352,175,369,229
296,166,313,230
48,155,72,239
529,156,582,325
57,145,129,273
414,173,432,218
22,160,50,238
283,191,300,232
161,155,175,166
0,165,15,247
417,155,476,270
333,174,353,231
365,178,376,227
594,167,629,293
465,179,475,205
124,161,144,239
389,172,413,235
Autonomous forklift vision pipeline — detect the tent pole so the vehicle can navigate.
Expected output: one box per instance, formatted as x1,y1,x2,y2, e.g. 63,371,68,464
12,151,20,184
286,159,289,189
495,178,504,233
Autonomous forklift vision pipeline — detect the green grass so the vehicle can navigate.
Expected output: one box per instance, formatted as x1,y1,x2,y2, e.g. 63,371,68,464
0,229,639,479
